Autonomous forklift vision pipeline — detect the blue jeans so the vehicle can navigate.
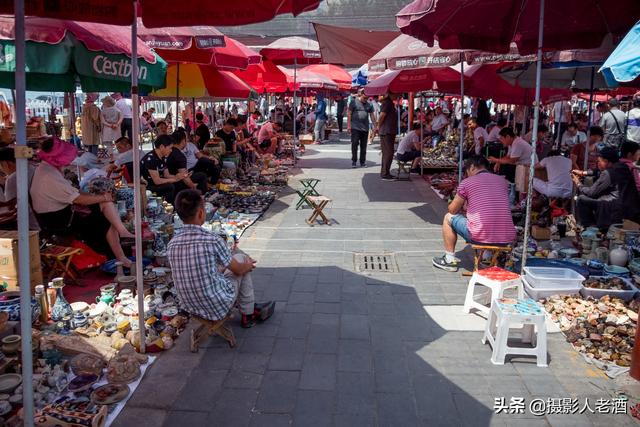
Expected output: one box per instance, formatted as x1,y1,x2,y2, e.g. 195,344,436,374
450,214,472,243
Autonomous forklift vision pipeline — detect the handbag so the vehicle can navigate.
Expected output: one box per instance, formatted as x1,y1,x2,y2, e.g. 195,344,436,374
607,112,626,147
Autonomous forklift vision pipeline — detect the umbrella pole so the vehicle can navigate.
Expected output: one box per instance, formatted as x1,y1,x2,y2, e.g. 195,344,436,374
175,63,180,130
131,2,146,354
293,58,297,162
70,93,76,143
584,66,596,170
14,1,35,424
458,59,465,183
521,0,545,273
420,95,424,176
305,87,308,134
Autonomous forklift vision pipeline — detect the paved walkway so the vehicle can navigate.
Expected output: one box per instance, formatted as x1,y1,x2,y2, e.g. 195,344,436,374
114,135,636,427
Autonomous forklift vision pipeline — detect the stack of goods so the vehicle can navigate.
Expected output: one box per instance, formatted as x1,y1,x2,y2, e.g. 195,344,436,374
424,172,457,199
543,295,637,371
421,129,472,169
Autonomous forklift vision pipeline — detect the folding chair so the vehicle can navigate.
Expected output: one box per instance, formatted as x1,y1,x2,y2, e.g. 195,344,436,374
306,195,332,226
190,313,236,352
41,245,84,282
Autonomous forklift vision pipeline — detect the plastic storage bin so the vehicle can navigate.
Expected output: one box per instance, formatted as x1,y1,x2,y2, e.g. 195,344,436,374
523,267,586,289
579,277,639,302
522,276,583,300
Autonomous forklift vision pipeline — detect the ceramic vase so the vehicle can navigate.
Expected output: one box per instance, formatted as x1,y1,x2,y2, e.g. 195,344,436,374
610,244,629,267
50,278,73,322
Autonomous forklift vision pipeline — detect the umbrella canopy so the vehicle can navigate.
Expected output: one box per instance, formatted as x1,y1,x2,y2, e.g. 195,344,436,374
498,62,608,90
151,63,252,99
464,63,571,105
396,0,640,55
1,0,322,27
278,67,338,90
301,64,352,90
600,21,640,87
137,24,225,50
368,34,464,73
260,36,322,65
312,22,399,66
364,67,460,96
233,60,290,93
0,16,166,92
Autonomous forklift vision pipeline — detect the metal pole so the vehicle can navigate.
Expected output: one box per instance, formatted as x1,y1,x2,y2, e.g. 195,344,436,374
458,59,465,183
521,0,545,273
131,2,146,354
293,58,298,162
69,93,76,143
175,63,180,129
420,95,424,176
14,1,34,424
555,101,563,149
584,66,596,170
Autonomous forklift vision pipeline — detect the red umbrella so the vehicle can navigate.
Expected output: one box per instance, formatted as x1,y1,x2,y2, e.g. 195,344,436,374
279,67,338,90
368,34,464,73
396,0,640,54
464,64,571,105
2,0,322,27
260,36,322,65
151,64,253,99
363,67,460,96
301,64,352,90
233,60,291,93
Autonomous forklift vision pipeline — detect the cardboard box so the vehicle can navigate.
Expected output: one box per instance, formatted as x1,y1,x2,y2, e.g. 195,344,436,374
623,220,640,231
0,231,42,292
299,134,314,145
531,225,551,240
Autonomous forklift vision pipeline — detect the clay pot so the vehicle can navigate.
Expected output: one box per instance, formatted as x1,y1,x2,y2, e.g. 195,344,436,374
1,335,21,355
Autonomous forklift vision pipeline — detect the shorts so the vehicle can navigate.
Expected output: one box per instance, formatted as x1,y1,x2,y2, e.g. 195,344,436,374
515,164,528,193
450,214,473,243
397,150,421,162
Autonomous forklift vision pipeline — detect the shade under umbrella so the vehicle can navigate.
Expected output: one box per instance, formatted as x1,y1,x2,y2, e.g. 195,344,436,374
0,16,166,92
396,0,640,55
497,62,609,90
363,67,460,96
1,0,323,27
151,63,253,99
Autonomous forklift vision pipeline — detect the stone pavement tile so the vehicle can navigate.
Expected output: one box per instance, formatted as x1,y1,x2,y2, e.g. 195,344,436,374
290,292,315,304
244,322,279,337
200,346,236,370
311,313,340,326
523,378,569,396
208,389,259,427
394,315,437,341
376,392,419,427
307,323,339,354
318,267,343,283
342,282,367,294
368,302,397,316
162,410,208,427
587,414,637,427
545,414,594,426
335,390,377,416
340,314,370,340
286,303,315,313
334,413,376,427
300,353,337,391
239,336,276,354
127,369,190,409
374,365,412,393
113,408,166,427
256,371,300,413
366,285,393,303
451,393,495,427
314,302,341,313
446,374,493,395
262,283,292,301
268,338,305,371
341,293,369,315
232,353,270,374
291,277,318,293
249,413,292,427
293,390,334,427
337,339,373,372
316,283,342,302
171,369,226,410
277,312,311,338
412,374,459,419
223,370,264,389
336,371,375,396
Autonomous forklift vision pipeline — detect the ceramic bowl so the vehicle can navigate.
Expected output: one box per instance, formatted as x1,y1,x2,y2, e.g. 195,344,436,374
70,302,90,313
0,374,22,393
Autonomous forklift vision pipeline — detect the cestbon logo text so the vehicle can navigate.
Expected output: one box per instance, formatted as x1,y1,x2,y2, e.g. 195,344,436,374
93,55,148,80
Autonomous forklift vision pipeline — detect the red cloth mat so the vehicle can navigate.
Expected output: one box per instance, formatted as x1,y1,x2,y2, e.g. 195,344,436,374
63,269,114,304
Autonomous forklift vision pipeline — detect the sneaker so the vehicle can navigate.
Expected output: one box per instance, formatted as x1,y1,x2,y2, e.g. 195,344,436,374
241,313,255,328
352,162,357,168
432,255,459,272
360,163,367,168
254,301,276,322
381,174,395,181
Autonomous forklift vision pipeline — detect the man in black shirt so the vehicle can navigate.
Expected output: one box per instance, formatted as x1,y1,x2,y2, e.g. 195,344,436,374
194,113,210,150
215,118,238,155
166,130,208,194
141,135,187,203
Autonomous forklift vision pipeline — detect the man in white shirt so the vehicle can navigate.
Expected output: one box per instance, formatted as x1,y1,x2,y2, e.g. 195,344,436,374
532,150,573,198
468,118,489,155
489,127,536,197
552,100,571,142
113,92,133,139
560,122,587,151
396,122,428,172
487,118,507,143
599,98,627,147
627,97,640,143
431,107,449,134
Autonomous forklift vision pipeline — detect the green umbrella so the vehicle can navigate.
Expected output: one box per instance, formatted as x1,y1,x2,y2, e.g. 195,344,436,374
0,16,166,92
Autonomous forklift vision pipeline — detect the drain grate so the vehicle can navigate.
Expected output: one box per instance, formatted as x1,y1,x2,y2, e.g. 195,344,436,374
354,253,398,273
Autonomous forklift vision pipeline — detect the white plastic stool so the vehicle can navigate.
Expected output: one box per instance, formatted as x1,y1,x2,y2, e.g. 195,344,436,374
482,298,548,367
463,266,523,315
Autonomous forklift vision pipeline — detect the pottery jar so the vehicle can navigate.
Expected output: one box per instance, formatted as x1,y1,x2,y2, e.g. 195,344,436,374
1,335,20,355
610,244,629,267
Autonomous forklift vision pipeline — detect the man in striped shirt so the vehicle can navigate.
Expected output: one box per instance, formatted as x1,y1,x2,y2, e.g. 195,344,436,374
433,156,516,272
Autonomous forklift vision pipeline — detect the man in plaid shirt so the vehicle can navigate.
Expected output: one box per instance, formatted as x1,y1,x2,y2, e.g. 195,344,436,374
168,189,275,328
